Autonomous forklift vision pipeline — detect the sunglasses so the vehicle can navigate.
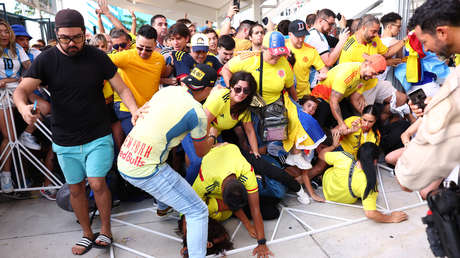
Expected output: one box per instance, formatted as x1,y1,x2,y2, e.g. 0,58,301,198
113,42,128,50
57,34,85,44
136,46,153,52
233,86,250,95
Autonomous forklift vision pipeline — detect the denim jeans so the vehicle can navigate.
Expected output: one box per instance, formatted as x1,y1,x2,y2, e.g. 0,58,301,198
120,163,208,257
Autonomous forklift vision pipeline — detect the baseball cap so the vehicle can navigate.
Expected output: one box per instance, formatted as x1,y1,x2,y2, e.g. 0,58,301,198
191,33,209,52
364,54,387,73
183,64,218,90
55,9,85,30
263,31,289,56
11,24,32,39
288,20,309,37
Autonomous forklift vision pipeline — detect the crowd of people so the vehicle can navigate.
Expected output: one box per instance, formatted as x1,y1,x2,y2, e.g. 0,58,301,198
1,0,459,257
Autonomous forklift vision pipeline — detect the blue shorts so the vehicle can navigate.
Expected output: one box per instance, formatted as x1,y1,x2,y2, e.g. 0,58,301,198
52,134,114,184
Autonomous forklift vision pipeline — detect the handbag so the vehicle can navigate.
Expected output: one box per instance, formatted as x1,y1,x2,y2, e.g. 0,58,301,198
253,53,288,142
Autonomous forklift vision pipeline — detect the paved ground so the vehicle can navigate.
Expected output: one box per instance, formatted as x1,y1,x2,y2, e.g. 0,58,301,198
0,170,434,258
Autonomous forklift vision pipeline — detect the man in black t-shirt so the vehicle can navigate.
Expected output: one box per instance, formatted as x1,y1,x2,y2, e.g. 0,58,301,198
13,9,138,256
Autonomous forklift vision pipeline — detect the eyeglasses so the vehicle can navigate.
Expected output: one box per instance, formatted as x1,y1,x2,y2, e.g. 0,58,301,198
233,86,250,95
136,46,153,52
57,34,85,44
113,43,128,50
322,18,335,27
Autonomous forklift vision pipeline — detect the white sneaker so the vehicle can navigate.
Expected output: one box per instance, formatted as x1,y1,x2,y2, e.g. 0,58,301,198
285,153,312,170
296,188,310,205
1,172,13,193
19,132,41,150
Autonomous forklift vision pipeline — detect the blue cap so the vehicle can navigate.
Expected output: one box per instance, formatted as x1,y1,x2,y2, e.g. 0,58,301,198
263,31,289,56
11,24,32,39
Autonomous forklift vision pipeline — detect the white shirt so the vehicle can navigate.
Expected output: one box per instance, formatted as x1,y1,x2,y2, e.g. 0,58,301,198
0,44,29,88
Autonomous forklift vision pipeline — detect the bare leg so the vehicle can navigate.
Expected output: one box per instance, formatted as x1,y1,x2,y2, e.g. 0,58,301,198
69,181,94,255
301,170,325,202
0,107,15,172
385,148,405,166
88,177,112,245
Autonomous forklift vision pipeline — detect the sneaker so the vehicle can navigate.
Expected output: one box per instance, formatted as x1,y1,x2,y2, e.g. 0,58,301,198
19,132,41,150
285,153,312,170
1,172,13,193
157,206,172,217
296,188,310,205
40,188,57,201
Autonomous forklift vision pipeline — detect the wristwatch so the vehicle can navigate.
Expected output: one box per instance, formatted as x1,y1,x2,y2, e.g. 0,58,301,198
257,238,267,245
209,135,217,145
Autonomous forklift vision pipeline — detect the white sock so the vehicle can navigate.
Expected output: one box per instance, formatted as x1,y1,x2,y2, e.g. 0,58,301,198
2,171,11,176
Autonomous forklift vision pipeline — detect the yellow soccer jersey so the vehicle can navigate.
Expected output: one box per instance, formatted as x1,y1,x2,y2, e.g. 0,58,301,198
312,62,365,102
110,48,165,111
340,116,380,158
192,144,258,219
228,52,294,105
203,88,251,134
322,151,378,210
286,41,325,98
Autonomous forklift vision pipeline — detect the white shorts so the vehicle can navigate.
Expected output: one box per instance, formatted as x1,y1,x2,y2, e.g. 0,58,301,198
363,80,396,105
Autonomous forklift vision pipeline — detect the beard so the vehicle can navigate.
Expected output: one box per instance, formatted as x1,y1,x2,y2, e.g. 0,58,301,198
64,46,81,56
436,44,452,59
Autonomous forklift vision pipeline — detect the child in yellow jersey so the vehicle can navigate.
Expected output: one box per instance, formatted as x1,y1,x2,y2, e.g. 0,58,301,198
319,139,408,223
337,104,381,159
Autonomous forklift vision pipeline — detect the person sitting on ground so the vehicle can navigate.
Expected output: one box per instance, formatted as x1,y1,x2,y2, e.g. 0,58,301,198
336,104,381,159
320,140,408,223
192,143,273,257
311,54,387,131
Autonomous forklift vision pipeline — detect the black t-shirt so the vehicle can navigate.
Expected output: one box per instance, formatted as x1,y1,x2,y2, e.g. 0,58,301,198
25,45,117,146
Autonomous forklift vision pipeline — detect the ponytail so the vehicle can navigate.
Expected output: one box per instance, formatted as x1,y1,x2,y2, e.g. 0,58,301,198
357,142,379,199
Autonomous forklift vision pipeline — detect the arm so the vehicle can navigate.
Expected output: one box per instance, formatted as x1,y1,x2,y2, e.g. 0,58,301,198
96,9,105,34
22,60,31,71
318,131,341,161
108,73,138,122
98,0,129,33
286,84,297,101
242,121,260,158
233,208,256,238
221,64,233,88
330,90,346,131
320,28,350,67
316,66,329,81
349,91,366,114
248,192,274,257
219,4,238,36
401,118,422,146
384,39,406,59
130,10,137,35
13,77,42,125
364,210,408,223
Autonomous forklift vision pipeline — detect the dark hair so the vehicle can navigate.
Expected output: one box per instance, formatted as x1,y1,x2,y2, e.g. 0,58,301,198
317,9,336,21
350,18,362,34
380,12,402,28
306,13,317,27
321,127,333,146
277,20,290,36
222,178,248,212
409,0,460,35
110,28,131,41
362,104,381,142
357,142,379,200
218,35,235,50
176,18,192,25
178,216,233,256
298,95,319,106
203,28,218,38
168,23,190,38
358,14,380,29
249,23,264,37
237,20,256,33
137,25,157,40
150,14,166,26
229,71,257,118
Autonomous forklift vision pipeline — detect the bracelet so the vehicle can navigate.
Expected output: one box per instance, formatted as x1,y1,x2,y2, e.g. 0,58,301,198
209,135,217,145
257,238,266,245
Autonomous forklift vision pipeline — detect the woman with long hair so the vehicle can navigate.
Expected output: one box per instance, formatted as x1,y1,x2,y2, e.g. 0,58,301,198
319,139,408,223
337,104,381,158
0,19,31,193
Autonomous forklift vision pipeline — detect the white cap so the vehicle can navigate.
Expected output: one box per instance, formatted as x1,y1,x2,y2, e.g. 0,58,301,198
191,33,209,52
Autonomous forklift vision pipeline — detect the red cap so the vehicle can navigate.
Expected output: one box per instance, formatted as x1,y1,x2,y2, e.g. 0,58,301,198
364,54,387,73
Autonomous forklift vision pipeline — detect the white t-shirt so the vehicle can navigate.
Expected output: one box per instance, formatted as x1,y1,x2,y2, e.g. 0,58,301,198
305,28,330,56
377,37,398,81
0,44,29,88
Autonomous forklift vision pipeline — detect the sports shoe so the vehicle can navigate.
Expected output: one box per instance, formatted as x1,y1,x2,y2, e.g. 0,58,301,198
296,187,310,205
285,153,312,170
1,172,14,193
19,132,41,150
40,188,57,201
157,206,173,217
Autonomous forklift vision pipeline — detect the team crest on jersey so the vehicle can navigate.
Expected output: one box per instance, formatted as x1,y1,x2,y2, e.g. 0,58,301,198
303,56,309,63
206,61,213,67
372,41,377,48
357,83,364,89
278,70,285,78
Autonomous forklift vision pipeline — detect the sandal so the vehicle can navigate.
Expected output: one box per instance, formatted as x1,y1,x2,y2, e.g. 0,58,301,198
74,236,93,255
93,232,113,248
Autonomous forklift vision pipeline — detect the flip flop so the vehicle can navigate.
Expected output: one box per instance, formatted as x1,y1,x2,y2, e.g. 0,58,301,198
74,236,93,255
93,232,113,249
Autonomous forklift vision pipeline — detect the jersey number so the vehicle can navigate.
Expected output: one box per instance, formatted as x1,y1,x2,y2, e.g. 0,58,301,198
3,58,13,70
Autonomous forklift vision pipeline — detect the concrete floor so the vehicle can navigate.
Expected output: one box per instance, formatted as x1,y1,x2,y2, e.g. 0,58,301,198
0,170,435,258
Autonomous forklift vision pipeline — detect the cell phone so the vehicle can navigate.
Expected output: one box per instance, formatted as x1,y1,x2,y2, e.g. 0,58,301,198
408,88,427,110
262,17,269,25
337,13,342,21
233,0,240,11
